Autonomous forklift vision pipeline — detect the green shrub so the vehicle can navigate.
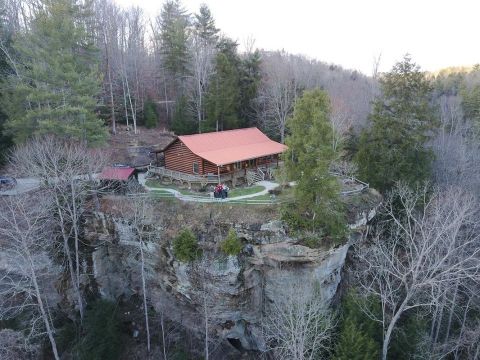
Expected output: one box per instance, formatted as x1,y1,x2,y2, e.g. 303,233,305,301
220,229,242,255
281,202,348,245
76,300,123,360
173,229,201,262
302,233,324,248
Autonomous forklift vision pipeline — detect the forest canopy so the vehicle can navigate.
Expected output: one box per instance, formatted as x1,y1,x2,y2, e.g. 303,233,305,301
1,1,480,360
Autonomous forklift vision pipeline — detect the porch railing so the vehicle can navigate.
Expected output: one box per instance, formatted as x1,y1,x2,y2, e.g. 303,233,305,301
147,161,283,186
147,165,247,185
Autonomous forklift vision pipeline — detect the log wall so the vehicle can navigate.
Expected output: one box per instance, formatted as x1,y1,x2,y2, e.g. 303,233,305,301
164,140,203,175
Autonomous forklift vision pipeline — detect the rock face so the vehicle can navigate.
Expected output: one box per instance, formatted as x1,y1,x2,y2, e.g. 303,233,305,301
85,195,379,353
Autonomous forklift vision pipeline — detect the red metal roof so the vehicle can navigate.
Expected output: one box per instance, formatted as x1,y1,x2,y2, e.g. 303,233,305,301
178,128,287,166
99,167,135,181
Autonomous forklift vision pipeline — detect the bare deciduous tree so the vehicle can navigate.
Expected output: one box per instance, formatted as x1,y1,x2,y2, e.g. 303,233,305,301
257,51,300,143
262,281,335,360
330,97,353,153
356,183,480,360
189,34,216,132
432,95,480,195
0,329,38,360
0,195,60,360
10,136,108,321
118,192,159,353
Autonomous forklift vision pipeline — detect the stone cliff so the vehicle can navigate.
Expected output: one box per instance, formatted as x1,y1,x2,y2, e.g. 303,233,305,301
84,189,381,354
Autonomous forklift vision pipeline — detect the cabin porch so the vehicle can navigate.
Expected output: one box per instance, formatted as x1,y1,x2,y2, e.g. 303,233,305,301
147,159,281,188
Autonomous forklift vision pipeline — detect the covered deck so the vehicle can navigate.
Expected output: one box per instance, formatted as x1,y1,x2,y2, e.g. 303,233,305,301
147,159,281,187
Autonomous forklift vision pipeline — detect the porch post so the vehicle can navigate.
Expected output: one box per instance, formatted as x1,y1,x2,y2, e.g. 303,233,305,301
217,166,220,184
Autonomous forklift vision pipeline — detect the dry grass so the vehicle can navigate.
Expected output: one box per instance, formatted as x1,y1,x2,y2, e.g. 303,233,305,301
100,195,280,241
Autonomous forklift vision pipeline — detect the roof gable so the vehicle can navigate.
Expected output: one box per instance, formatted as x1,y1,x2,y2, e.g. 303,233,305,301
176,128,287,166
99,167,135,181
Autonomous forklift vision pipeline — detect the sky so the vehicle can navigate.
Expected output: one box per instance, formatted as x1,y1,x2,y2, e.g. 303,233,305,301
115,0,479,75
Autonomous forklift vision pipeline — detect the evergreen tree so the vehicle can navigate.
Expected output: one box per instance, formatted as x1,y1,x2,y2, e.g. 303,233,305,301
461,83,480,131
238,50,262,127
171,95,196,135
0,9,14,164
158,0,190,79
1,0,107,145
220,229,242,256
76,300,123,360
388,312,427,360
333,292,380,360
173,228,201,262
194,4,218,44
334,320,379,360
204,38,241,131
143,99,158,129
355,55,437,193
283,89,346,240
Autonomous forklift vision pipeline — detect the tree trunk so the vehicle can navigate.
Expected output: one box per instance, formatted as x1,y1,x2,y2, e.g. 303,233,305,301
161,311,167,360
103,31,116,134
70,181,84,321
125,71,137,134
204,292,209,360
382,299,408,360
139,240,151,352
28,253,60,360
122,75,129,129
55,196,84,320
444,280,459,342
197,77,203,133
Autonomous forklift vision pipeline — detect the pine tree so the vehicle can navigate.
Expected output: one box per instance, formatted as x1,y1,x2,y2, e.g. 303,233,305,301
238,50,261,127
194,4,218,44
158,0,190,79
220,229,242,256
171,95,196,135
143,99,158,129
333,292,381,360
355,55,437,193
461,83,480,131
1,0,107,145
283,89,346,240
204,38,241,131
334,320,379,360
0,9,14,164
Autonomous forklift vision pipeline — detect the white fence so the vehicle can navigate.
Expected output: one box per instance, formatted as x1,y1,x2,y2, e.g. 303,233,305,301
127,191,280,205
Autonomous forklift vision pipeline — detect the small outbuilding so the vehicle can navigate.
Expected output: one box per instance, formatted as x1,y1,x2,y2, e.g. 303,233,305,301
99,166,136,182
98,166,137,192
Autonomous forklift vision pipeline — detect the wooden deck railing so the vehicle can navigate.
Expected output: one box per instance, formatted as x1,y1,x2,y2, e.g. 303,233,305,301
147,161,282,186
147,165,247,185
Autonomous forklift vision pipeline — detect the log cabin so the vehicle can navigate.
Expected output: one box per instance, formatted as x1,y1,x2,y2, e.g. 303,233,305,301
149,128,287,187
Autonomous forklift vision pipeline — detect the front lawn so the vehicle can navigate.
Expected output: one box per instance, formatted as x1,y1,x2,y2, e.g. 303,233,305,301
228,185,265,198
145,179,265,198
145,179,208,197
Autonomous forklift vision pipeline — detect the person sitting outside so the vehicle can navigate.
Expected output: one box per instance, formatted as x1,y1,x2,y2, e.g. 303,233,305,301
214,183,223,199
222,185,230,199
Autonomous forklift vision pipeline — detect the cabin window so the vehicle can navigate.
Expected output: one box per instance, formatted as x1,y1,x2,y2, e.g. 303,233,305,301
248,159,256,167
193,162,199,174
234,161,242,170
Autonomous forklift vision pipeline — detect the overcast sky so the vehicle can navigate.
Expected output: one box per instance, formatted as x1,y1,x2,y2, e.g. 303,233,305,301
115,0,479,75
